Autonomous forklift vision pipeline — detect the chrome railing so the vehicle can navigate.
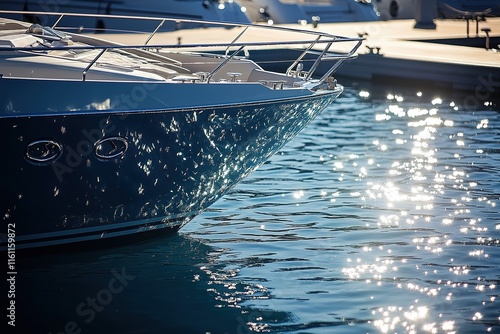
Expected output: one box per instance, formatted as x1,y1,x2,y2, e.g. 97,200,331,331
0,10,363,85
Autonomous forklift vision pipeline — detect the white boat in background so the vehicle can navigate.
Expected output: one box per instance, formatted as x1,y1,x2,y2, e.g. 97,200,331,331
238,0,380,25
1,0,251,32
0,10,362,250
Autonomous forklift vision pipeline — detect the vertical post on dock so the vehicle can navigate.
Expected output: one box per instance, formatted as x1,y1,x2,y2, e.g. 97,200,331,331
414,0,437,29
481,28,491,49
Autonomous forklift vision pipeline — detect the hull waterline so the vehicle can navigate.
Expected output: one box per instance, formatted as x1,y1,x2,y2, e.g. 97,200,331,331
1,79,341,250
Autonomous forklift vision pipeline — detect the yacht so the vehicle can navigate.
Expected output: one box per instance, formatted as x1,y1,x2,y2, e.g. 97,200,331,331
1,0,251,32
0,11,361,250
238,0,380,25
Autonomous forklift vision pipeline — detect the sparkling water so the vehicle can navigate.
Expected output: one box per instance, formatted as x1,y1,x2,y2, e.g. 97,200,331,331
10,83,500,334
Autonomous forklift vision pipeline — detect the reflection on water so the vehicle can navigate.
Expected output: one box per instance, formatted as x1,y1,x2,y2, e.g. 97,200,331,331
12,235,292,334
8,84,500,334
186,85,500,333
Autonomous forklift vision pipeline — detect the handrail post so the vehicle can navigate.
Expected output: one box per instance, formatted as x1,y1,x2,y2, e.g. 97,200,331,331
145,19,165,45
286,35,321,76
207,46,245,82
318,40,363,84
225,26,249,57
305,40,333,80
51,14,64,29
82,48,107,81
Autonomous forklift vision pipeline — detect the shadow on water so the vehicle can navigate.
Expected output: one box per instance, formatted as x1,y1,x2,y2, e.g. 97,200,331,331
336,75,500,107
4,234,292,334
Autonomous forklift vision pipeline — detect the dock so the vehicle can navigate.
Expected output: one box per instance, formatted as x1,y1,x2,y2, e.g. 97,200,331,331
102,18,500,92
312,18,500,92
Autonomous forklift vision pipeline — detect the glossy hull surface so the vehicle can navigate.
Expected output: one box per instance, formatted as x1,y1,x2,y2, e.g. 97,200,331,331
1,79,340,249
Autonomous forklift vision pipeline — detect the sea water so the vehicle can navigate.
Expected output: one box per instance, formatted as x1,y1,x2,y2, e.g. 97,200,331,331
8,82,500,334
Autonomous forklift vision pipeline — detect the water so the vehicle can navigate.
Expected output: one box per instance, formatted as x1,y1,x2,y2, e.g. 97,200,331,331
6,83,500,334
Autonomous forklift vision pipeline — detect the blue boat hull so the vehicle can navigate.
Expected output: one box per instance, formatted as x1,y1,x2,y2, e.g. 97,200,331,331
1,79,340,250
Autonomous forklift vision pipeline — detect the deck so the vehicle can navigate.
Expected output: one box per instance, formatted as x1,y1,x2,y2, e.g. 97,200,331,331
101,17,500,92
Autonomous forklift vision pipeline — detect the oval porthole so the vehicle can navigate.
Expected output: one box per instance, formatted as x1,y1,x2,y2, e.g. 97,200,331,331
25,139,63,165
94,136,128,160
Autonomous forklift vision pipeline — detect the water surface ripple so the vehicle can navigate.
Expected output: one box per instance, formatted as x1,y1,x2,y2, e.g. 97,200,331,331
10,85,500,334
185,86,500,334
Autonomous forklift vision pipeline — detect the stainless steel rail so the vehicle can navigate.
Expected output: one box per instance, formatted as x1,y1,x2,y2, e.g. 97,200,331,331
0,10,364,85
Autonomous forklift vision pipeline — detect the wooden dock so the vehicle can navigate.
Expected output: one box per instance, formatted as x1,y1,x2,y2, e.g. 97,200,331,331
102,18,500,92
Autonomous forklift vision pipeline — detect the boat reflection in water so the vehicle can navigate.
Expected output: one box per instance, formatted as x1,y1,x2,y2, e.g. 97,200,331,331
13,233,290,333
0,11,362,250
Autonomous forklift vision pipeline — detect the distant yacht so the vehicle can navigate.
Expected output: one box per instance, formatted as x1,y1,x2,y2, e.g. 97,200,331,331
374,0,500,20
2,0,251,32
237,0,380,25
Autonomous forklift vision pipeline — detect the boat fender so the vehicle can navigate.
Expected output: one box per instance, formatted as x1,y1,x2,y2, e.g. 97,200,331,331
390,0,399,18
